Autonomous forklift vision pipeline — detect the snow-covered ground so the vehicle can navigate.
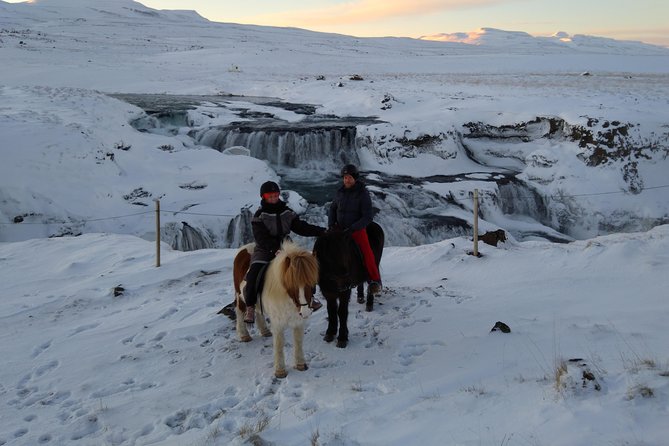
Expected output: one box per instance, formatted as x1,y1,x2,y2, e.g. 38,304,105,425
2,228,669,445
1,0,669,444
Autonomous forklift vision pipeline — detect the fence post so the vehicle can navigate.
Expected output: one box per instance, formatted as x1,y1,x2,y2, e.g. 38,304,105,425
155,199,161,267
473,189,479,257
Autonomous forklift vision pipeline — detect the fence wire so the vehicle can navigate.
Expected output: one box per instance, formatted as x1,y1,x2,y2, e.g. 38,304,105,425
1,183,668,225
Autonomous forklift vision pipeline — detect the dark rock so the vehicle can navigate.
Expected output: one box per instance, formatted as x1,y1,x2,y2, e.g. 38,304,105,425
490,321,511,333
479,229,507,247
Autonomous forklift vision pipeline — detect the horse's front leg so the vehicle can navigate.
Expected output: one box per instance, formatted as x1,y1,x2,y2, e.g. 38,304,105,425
323,292,338,343
336,291,350,348
292,325,308,371
272,326,288,378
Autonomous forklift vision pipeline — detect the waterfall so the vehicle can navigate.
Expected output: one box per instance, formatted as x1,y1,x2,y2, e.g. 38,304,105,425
225,208,254,248
194,126,360,169
161,210,255,251
120,95,612,246
497,180,551,225
171,222,213,251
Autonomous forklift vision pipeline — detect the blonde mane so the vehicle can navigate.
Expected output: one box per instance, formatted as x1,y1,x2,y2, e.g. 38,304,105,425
264,241,319,302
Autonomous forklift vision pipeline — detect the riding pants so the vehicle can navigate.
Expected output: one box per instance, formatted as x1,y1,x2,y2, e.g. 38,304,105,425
351,228,381,282
243,261,267,307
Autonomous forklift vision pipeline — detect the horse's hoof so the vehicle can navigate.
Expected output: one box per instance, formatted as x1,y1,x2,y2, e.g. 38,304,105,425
357,295,365,304
240,335,252,342
295,363,308,371
323,333,335,343
365,304,373,312
336,339,348,348
261,330,272,338
275,369,288,379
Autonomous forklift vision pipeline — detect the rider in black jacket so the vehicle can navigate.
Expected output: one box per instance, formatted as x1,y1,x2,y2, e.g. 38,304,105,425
328,164,382,294
243,181,325,323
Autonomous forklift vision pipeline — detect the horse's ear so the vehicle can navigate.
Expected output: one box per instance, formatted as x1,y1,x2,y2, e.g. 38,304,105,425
284,256,291,269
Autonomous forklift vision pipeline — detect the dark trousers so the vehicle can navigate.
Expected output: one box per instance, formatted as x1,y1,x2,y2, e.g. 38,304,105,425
243,262,266,307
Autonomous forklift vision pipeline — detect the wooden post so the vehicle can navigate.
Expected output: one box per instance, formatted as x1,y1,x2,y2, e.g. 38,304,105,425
473,189,479,257
155,199,161,267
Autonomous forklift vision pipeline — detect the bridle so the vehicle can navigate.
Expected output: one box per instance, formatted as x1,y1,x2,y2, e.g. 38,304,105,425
288,285,314,313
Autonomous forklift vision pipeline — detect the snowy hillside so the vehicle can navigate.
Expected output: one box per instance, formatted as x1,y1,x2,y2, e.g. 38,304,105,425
2,0,668,247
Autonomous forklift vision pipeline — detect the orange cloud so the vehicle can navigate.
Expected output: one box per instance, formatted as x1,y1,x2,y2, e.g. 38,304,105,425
250,0,501,27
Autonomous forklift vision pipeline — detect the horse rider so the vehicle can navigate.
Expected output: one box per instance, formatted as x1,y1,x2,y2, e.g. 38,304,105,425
243,181,326,323
328,164,382,295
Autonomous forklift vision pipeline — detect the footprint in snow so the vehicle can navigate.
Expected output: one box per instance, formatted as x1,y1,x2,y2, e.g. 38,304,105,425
30,340,52,358
68,323,100,337
69,414,101,441
159,307,178,319
395,343,429,367
14,428,28,438
151,331,166,342
35,360,60,378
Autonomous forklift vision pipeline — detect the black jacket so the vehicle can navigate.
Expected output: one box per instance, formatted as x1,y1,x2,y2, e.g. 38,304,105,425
328,181,374,232
251,200,324,263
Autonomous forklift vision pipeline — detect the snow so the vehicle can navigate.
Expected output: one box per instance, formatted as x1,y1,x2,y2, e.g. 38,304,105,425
1,0,669,445
2,229,669,445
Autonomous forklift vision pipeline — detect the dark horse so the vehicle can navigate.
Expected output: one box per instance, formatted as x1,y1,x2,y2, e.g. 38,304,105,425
313,222,384,348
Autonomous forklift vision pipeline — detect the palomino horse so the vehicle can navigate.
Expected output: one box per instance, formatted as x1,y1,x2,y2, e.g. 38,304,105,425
233,241,319,378
313,222,384,348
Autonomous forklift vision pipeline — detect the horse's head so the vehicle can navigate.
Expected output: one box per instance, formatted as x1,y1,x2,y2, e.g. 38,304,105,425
276,241,320,318
313,231,357,293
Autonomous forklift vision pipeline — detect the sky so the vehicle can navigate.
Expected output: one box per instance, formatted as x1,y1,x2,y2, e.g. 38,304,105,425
8,0,666,46
139,1,669,46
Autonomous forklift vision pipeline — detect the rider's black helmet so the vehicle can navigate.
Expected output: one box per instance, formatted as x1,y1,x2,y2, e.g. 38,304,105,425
260,181,280,196
340,164,359,179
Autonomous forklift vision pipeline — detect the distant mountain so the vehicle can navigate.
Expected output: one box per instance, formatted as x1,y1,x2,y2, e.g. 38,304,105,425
3,0,667,56
0,0,209,24
420,27,669,55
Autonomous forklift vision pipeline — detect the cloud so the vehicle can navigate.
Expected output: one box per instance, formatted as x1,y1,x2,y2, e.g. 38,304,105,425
250,0,503,27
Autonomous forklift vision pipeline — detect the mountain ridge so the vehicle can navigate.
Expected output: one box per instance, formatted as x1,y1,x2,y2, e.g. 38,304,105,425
2,0,666,55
